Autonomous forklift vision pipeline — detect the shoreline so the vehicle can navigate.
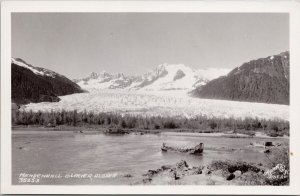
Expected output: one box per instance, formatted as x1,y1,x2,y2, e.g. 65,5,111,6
12,125,289,139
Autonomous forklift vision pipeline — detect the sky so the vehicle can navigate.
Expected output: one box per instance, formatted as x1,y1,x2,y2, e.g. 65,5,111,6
12,13,289,79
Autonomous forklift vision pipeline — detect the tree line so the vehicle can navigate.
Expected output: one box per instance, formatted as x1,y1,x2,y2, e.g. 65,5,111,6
12,110,289,134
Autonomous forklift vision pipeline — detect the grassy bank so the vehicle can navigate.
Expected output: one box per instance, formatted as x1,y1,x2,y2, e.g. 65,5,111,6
12,110,289,137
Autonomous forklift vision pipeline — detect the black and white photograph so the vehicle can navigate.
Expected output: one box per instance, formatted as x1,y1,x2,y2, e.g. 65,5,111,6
1,0,300,194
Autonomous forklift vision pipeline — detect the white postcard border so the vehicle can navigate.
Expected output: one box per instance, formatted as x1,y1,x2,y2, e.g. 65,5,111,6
1,0,300,194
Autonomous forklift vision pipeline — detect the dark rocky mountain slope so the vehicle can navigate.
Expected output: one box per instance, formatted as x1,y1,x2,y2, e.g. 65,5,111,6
12,58,85,104
191,51,289,105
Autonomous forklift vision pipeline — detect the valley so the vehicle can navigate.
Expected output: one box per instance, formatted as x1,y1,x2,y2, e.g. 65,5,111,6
11,52,290,186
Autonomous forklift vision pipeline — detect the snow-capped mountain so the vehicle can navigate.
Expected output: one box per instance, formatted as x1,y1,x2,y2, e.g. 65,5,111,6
75,71,141,90
12,58,59,78
75,63,230,91
12,58,84,104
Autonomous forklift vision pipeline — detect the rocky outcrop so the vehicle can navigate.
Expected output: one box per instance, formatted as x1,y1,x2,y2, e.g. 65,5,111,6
191,51,289,105
140,159,266,185
173,69,185,81
142,160,202,183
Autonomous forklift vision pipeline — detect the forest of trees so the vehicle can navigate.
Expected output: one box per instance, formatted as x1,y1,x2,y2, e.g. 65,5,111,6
12,109,289,136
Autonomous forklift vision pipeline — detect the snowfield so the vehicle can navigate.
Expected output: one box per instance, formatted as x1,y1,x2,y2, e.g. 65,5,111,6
75,63,231,91
21,89,289,121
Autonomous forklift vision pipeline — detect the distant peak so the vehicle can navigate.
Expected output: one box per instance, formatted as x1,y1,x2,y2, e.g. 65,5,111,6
100,70,107,74
89,72,99,79
115,73,125,78
155,63,190,71
158,63,185,67
155,63,165,69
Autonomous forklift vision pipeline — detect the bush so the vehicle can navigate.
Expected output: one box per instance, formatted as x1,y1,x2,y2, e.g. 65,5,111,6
210,160,261,174
271,124,279,132
209,121,217,129
163,120,178,129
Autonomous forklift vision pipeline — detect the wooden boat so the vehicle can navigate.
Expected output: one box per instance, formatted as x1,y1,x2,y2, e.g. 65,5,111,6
161,143,204,155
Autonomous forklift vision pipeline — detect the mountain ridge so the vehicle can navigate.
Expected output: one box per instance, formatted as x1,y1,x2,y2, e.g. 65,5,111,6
191,51,290,105
12,58,85,104
75,63,231,91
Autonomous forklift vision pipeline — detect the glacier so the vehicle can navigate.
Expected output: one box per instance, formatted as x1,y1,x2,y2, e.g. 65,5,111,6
21,89,289,121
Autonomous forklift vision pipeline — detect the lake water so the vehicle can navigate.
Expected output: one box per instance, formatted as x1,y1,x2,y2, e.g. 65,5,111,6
12,130,288,185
